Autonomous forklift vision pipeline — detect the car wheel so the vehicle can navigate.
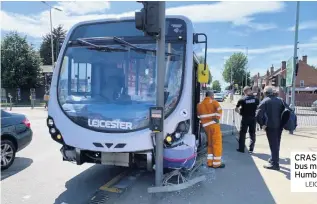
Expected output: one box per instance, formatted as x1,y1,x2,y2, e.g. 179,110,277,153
1,140,16,170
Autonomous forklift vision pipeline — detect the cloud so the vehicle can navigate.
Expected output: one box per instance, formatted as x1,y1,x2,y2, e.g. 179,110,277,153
55,1,111,15
229,30,250,37
288,20,317,31
206,43,317,54
167,2,284,30
0,9,135,38
1,1,285,38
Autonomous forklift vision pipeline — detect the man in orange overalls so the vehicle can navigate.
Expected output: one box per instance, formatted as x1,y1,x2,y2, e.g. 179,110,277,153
197,91,225,168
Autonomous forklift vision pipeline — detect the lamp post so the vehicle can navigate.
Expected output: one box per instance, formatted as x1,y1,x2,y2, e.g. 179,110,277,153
290,1,300,109
41,1,62,69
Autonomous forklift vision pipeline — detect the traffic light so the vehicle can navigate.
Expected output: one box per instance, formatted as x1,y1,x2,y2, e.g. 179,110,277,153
135,1,160,36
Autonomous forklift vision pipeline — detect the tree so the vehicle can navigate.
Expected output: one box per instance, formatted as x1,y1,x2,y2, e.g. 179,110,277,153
222,52,251,87
1,32,42,89
212,80,221,92
197,56,212,84
40,25,67,65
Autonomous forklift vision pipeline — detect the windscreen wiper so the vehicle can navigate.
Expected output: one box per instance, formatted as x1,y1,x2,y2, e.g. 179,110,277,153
113,36,178,56
74,38,128,52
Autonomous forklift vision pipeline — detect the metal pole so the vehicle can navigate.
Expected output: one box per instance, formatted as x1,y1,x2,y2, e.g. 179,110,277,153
155,1,165,187
286,87,289,104
245,47,248,86
49,8,55,69
291,1,300,109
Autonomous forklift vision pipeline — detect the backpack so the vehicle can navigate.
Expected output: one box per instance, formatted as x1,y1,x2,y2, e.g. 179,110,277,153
281,100,297,131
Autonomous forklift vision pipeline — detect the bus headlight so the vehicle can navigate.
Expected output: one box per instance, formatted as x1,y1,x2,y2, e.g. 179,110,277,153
165,135,173,143
47,116,65,145
164,120,190,146
50,128,56,134
56,134,62,140
175,132,181,139
48,119,54,127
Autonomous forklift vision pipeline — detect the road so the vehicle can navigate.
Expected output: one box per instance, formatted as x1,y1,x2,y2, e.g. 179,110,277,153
1,103,233,204
1,108,124,204
1,104,317,204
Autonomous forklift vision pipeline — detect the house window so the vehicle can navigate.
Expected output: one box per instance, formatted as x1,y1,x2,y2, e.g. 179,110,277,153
300,80,304,87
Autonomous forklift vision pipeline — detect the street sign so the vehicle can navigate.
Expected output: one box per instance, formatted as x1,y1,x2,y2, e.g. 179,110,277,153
286,57,293,87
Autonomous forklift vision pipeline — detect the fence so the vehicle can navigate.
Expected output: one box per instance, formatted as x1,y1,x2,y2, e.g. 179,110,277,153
219,107,317,136
294,105,317,127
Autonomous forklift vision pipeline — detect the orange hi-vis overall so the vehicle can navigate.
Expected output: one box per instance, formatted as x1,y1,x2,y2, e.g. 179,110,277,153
197,97,223,167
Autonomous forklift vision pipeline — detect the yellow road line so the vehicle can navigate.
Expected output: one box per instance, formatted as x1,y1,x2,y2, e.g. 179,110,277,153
99,169,130,193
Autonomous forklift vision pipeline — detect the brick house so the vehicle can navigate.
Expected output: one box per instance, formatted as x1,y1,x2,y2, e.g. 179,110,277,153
253,55,317,105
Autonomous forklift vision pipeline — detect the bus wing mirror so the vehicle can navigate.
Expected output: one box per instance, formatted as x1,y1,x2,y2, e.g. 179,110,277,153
194,33,208,83
197,63,209,84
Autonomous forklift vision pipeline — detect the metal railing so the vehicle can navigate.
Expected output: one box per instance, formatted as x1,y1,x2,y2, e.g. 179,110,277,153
219,107,316,136
294,105,317,127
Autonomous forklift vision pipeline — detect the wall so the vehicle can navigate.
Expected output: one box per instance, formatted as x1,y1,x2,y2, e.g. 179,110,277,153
295,93,317,106
295,61,317,87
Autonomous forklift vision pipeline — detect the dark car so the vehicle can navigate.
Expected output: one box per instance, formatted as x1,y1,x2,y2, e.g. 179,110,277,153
1,109,33,170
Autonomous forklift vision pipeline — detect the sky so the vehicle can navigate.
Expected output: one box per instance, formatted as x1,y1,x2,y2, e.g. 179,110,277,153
1,1,317,89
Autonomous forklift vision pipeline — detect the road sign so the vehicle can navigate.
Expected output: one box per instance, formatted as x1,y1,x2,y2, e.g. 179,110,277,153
286,57,293,87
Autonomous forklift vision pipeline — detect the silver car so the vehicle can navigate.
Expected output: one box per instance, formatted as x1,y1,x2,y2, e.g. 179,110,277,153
214,93,225,102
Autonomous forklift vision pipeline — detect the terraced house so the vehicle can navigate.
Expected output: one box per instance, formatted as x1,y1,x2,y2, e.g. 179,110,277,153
252,55,317,106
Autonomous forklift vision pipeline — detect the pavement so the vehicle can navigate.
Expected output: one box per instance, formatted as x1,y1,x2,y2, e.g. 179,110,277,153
1,106,317,204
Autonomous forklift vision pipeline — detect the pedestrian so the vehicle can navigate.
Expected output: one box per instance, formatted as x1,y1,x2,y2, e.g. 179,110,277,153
44,90,49,110
256,86,285,170
197,90,225,168
235,86,259,154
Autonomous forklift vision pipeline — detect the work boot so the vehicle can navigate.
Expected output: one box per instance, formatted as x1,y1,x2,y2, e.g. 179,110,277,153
263,163,280,170
212,163,225,168
236,148,245,153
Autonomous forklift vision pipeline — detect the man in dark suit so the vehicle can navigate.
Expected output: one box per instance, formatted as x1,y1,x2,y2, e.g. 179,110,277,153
256,86,285,170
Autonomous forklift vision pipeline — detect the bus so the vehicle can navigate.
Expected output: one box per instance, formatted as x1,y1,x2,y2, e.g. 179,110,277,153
47,15,210,171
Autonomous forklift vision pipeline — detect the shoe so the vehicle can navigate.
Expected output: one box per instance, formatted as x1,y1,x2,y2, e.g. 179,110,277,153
263,163,280,170
213,163,225,168
268,158,273,163
236,149,245,153
248,150,253,154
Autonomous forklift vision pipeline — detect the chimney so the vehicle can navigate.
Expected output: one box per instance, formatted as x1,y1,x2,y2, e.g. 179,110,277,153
270,65,274,75
282,61,286,70
302,55,307,64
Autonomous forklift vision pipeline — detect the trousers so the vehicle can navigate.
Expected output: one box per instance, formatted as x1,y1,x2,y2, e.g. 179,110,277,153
204,124,222,167
239,116,256,151
266,127,283,165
